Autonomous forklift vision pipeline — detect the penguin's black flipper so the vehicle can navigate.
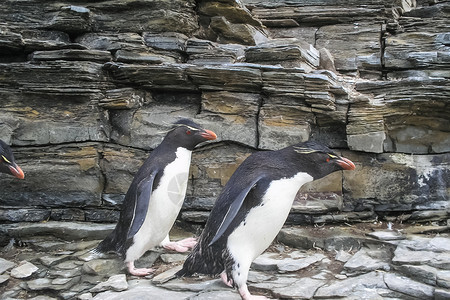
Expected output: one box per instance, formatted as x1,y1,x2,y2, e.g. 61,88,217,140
127,170,158,239
208,175,264,246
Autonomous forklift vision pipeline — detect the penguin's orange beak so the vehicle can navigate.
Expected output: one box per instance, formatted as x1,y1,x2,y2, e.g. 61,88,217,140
337,157,355,170
9,164,25,179
201,129,217,141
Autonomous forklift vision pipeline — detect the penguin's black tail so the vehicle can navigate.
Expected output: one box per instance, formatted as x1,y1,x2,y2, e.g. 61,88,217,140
92,228,124,257
175,239,225,278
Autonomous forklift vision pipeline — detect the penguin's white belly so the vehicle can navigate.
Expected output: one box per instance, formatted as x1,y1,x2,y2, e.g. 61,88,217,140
227,172,313,268
125,147,191,262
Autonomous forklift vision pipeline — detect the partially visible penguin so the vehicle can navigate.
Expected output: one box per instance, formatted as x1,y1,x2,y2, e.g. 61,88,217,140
177,141,355,300
95,119,216,276
0,140,25,179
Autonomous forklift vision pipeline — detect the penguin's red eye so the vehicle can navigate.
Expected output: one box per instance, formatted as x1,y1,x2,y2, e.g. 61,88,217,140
186,130,191,135
326,157,330,162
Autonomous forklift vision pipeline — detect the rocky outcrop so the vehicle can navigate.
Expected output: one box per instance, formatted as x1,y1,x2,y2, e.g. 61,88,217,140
0,0,449,228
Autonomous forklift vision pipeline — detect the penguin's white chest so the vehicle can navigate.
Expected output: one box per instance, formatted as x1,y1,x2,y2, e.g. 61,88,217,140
227,172,313,265
126,147,192,261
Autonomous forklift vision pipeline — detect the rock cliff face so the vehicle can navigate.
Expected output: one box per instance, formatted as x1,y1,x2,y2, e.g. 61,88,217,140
0,0,448,226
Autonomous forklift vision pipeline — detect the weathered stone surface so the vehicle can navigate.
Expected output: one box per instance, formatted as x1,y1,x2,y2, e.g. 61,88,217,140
271,277,325,299
83,259,124,276
366,230,405,241
315,271,388,298
277,226,376,251
25,277,80,291
209,16,268,46
1,224,449,299
0,0,448,233
198,91,260,147
244,1,408,26
100,144,148,195
437,270,450,289
316,23,382,72
0,208,51,223
30,49,111,62
10,261,39,279
392,236,450,270
160,277,230,293
92,280,196,300
395,264,437,286
384,3,450,77
99,88,148,110
187,64,262,92
87,1,199,35
152,265,183,285
3,221,114,241
104,62,196,91
160,253,187,264
0,257,16,274
76,32,146,52
351,78,450,154
246,38,319,70
343,248,391,275
143,32,188,52
186,38,245,65
0,144,105,208
384,273,435,299
0,274,9,284
188,290,241,300
90,274,128,292
343,151,450,214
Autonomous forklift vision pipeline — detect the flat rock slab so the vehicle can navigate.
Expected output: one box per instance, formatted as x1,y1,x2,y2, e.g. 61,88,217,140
366,230,406,241
82,259,125,276
10,261,39,279
252,251,325,273
160,253,188,264
4,222,115,241
315,271,388,298
393,245,450,269
188,290,241,300
384,273,435,299
90,274,128,292
0,274,9,284
152,265,182,285
0,257,16,274
25,277,80,291
343,247,391,275
161,277,229,293
92,280,196,300
272,277,325,299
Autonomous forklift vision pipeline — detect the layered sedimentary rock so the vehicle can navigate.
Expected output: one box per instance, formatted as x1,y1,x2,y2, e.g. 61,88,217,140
0,0,448,226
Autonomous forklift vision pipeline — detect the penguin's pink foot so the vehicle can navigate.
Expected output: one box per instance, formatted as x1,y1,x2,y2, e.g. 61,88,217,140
162,237,197,253
239,284,269,300
127,261,155,276
220,271,233,287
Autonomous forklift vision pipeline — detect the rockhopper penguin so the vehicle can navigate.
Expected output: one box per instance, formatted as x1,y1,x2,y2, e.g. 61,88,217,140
0,140,25,179
177,141,355,300
95,119,216,276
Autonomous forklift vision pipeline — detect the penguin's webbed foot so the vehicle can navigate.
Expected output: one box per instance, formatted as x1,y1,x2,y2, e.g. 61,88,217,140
127,261,155,276
162,237,197,253
220,271,233,287
238,284,270,300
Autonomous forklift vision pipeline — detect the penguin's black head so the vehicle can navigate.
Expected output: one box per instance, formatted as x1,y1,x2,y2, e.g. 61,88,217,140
290,141,355,180
164,119,217,150
0,140,25,179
